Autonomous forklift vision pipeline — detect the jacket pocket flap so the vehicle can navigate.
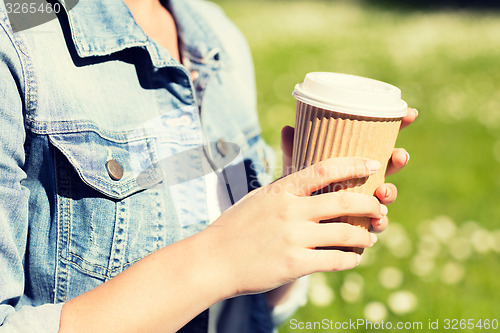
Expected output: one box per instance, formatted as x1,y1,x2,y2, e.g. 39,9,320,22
49,131,163,199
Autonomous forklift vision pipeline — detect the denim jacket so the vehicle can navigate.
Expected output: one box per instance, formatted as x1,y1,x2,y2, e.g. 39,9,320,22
0,0,278,331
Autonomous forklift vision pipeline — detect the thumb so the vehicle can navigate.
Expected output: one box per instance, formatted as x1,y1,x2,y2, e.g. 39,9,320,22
281,125,295,176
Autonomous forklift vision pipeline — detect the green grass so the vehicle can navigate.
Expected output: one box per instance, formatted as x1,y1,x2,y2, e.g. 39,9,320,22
214,1,500,331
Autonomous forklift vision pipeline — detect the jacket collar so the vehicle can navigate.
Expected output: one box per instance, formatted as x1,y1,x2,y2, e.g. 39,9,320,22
60,0,224,68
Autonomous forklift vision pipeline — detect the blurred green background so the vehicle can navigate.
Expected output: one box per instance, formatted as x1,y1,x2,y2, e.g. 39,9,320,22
214,0,500,331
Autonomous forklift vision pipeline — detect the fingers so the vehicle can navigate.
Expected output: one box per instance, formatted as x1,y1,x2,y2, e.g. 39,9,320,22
281,126,295,177
374,183,398,205
304,222,377,248
372,183,396,232
302,248,362,273
279,157,381,196
400,107,418,130
302,192,385,221
371,215,389,233
386,148,410,176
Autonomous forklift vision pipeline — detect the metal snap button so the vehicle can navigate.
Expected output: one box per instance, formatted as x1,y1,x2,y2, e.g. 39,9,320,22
178,115,192,126
216,138,228,157
106,159,123,181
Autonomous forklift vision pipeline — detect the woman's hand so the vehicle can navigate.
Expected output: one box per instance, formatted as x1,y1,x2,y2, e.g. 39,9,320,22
280,107,418,232
370,107,418,231
61,110,416,332
205,157,385,296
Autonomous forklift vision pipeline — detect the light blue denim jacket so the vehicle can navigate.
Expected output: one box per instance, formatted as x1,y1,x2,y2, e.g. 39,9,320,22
0,0,278,331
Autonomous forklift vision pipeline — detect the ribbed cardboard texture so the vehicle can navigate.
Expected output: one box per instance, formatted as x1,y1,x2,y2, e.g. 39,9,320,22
292,100,402,253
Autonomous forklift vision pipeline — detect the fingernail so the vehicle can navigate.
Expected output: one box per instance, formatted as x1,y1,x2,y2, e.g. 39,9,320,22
380,204,388,216
413,108,419,117
356,254,362,265
373,218,383,227
404,152,410,165
366,160,381,174
370,233,378,244
384,186,391,198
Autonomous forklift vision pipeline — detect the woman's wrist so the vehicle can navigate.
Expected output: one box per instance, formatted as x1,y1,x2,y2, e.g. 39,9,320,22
59,229,236,332
187,226,240,302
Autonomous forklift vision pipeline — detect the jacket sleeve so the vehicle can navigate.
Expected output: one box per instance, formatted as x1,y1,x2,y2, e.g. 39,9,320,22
0,11,64,332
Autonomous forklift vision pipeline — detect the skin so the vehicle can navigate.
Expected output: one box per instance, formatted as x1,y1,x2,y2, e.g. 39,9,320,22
122,0,181,62
268,108,418,306
281,108,418,235
59,1,419,331
60,157,386,332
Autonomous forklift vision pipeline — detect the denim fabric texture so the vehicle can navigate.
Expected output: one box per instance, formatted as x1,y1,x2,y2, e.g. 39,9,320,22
0,0,276,331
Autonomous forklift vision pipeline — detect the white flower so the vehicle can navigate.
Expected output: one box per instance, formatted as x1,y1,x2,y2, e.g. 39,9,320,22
430,215,457,242
441,261,466,285
378,266,404,290
459,220,480,237
410,255,435,277
388,291,418,315
418,235,441,259
379,223,412,258
448,237,472,261
470,228,493,254
308,273,334,307
340,272,364,303
364,302,388,322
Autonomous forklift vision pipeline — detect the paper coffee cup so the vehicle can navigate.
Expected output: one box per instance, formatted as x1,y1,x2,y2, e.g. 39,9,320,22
292,72,408,253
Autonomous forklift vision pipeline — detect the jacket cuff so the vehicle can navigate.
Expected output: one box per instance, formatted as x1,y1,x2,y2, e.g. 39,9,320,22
1,303,64,332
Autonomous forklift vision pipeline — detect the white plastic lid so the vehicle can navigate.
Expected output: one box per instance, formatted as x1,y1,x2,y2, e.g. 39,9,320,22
293,72,408,118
